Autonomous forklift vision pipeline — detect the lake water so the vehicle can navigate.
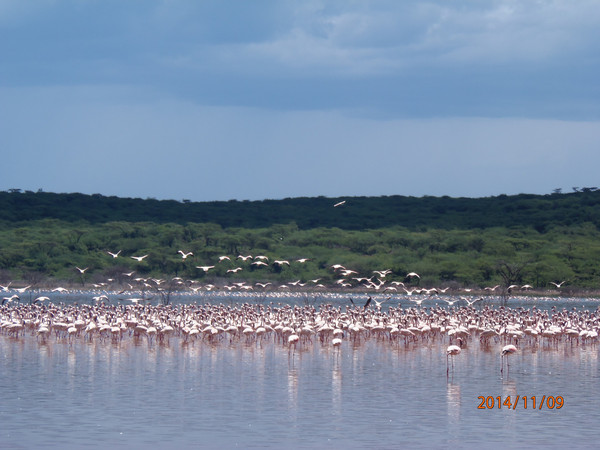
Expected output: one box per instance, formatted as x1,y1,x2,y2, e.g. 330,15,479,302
1,293,600,449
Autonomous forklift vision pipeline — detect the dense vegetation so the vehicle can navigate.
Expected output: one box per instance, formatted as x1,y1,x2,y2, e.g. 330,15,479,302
3,189,600,231
1,190,599,292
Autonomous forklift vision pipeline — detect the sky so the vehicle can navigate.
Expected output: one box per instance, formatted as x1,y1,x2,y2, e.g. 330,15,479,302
1,0,600,202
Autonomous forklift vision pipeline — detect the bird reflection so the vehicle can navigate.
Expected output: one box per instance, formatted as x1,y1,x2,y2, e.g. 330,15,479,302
446,382,461,427
287,366,298,415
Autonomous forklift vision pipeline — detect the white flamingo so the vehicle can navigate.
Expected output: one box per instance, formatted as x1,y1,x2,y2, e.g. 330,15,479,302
447,344,461,375
178,250,193,259
501,344,517,374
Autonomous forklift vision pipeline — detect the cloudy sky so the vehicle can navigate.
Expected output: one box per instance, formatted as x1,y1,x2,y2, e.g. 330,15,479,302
1,0,599,202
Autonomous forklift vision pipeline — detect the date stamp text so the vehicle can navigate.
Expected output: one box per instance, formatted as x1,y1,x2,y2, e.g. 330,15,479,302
477,395,564,410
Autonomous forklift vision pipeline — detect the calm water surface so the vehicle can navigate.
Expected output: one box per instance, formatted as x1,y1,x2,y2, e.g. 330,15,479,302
1,294,599,449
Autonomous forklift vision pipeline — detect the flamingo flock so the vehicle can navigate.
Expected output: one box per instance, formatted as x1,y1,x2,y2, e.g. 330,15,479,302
2,295,599,375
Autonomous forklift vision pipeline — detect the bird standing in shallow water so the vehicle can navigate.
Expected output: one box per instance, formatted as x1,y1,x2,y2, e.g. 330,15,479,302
447,345,461,376
501,344,517,374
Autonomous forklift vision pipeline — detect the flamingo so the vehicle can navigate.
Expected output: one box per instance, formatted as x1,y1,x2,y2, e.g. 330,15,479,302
462,297,483,307
340,269,358,277
332,337,342,358
288,333,300,355
178,250,193,259
440,298,460,307
447,345,461,376
501,344,518,374
364,297,373,308
373,297,389,310
373,269,392,278
251,261,268,267
2,295,19,305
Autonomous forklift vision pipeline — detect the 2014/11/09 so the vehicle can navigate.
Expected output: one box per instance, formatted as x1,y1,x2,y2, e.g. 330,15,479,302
477,395,564,410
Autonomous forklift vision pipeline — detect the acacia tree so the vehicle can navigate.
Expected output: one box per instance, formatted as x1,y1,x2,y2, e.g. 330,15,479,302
496,259,533,304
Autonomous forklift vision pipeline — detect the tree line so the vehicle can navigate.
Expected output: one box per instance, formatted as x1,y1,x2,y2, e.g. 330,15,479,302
2,189,600,231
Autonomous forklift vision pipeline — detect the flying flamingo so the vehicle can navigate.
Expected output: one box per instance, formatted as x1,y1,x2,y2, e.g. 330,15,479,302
14,285,31,294
373,269,392,278
349,297,372,309
462,297,483,307
251,261,268,267
373,297,390,310
178,250,193,259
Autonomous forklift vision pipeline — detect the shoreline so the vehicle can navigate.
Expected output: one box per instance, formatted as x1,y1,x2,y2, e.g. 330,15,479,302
3,280,600,299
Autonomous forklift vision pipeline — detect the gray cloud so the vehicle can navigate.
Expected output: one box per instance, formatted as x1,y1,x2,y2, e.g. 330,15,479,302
1,1,599,118
2,1,599,201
